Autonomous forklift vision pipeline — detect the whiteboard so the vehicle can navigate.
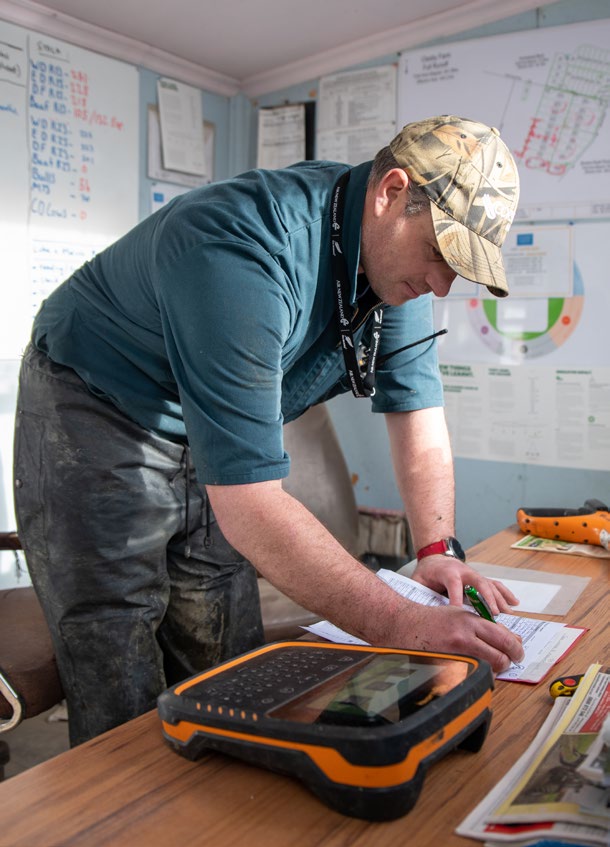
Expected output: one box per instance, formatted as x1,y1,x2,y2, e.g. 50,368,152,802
0,19,139,538
397,19,610,222
0,19,139,359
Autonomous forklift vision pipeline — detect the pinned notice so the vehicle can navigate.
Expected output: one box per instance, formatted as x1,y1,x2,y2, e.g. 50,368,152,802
157,78,206,176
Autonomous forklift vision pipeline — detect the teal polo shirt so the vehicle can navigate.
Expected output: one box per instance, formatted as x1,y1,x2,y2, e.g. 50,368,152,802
33,160,443,485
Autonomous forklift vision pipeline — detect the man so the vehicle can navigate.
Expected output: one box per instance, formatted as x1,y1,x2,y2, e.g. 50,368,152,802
14,115,524,746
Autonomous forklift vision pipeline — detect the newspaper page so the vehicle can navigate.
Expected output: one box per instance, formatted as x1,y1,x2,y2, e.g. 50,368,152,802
489,665,610,831
457,687,609,844
578,722,610,787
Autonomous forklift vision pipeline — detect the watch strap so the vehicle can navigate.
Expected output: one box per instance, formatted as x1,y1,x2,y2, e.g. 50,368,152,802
416,539,450,561
416,536,466,562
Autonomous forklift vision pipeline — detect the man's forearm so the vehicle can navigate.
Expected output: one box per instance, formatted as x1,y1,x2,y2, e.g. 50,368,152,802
206,477,524,672
385,406,455,550
206,481,408,646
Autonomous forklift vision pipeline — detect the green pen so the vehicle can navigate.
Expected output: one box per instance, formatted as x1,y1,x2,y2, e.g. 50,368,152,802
464,585,496,622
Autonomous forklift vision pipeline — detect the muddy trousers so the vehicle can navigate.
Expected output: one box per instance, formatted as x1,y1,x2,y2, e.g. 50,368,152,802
13,345,265,746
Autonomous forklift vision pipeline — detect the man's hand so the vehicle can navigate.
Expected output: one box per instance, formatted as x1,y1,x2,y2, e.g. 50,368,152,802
396,601,524,674
412,554,520,615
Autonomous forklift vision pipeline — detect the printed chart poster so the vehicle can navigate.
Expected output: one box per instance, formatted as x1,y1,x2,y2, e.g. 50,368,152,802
434,224,610,470
398,18,610,221
317,65,397,165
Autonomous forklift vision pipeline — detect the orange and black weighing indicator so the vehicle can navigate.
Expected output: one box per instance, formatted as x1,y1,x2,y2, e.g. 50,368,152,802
158,641,493,821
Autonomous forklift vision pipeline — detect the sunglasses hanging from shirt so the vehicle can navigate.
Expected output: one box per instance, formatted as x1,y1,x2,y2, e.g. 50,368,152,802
330,171,447,399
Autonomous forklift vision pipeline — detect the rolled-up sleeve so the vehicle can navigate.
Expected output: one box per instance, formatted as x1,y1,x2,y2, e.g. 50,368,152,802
157,241,293,485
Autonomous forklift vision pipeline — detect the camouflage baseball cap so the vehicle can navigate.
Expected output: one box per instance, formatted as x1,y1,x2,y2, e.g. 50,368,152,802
389,115,519,297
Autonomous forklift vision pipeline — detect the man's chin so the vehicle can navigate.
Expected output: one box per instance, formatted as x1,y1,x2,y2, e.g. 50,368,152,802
389,288,419,306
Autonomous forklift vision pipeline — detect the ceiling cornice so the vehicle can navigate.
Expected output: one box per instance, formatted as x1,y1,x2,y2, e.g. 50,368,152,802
242,0,543,97
0,0,544,99
0,0,241,96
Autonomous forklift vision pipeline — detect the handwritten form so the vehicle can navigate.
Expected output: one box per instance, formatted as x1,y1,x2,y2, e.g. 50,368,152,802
0,19,140,547
304,569,586,684
0,19,139,360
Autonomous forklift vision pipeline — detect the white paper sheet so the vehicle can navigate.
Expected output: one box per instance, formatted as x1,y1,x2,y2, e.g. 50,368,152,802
471,562,591,616
257,104,305,169
157,78,206,176
498,578,562,613
316,65,396,165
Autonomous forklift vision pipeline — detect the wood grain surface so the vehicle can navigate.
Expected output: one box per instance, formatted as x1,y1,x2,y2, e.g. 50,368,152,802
0,525,607,847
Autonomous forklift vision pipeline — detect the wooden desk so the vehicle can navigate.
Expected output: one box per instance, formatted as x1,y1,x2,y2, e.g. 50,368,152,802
0,526,607,847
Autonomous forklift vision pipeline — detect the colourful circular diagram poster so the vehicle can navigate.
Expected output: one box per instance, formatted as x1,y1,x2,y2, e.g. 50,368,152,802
433,224,609,470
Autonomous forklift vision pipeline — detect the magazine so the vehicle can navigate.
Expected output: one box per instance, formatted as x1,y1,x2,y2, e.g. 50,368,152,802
512,535,610,559
489,665,610,827
457,664,610,847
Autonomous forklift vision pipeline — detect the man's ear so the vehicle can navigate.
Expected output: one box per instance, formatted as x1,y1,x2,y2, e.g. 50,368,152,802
372,168,410,217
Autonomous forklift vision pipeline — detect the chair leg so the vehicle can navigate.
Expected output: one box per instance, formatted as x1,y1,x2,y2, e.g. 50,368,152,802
0,738,10,781
0,672,24,732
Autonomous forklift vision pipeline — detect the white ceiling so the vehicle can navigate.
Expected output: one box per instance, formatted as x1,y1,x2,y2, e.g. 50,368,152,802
2,0,544,95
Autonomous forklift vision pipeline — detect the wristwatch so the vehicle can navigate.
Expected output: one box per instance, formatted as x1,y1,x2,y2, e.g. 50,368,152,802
416,536,466,563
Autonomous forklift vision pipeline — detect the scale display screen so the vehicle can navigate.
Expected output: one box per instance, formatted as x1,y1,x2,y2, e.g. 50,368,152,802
269,653,469,726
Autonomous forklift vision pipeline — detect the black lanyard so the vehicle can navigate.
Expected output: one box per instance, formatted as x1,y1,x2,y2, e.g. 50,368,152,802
330,171,448,399
331,171,383,398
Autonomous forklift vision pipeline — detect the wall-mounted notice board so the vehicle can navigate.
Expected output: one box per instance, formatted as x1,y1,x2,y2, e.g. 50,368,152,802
0,18,139,538
0,18,139,360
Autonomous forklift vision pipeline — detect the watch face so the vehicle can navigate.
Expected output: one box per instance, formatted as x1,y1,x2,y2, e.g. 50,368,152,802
447,536,466,562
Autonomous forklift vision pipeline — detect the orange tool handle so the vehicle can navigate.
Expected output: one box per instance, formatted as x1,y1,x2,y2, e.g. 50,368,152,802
516,499,610,547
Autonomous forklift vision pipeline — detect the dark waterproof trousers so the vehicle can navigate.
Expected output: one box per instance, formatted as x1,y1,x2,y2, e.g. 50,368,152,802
13,345,265,746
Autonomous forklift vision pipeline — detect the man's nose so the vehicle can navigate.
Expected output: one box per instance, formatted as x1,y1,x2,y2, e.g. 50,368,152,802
429,267,457,298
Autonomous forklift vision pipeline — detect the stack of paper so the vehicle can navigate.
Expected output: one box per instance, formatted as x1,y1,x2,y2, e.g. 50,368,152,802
303,569,586,684
457,664,610,847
